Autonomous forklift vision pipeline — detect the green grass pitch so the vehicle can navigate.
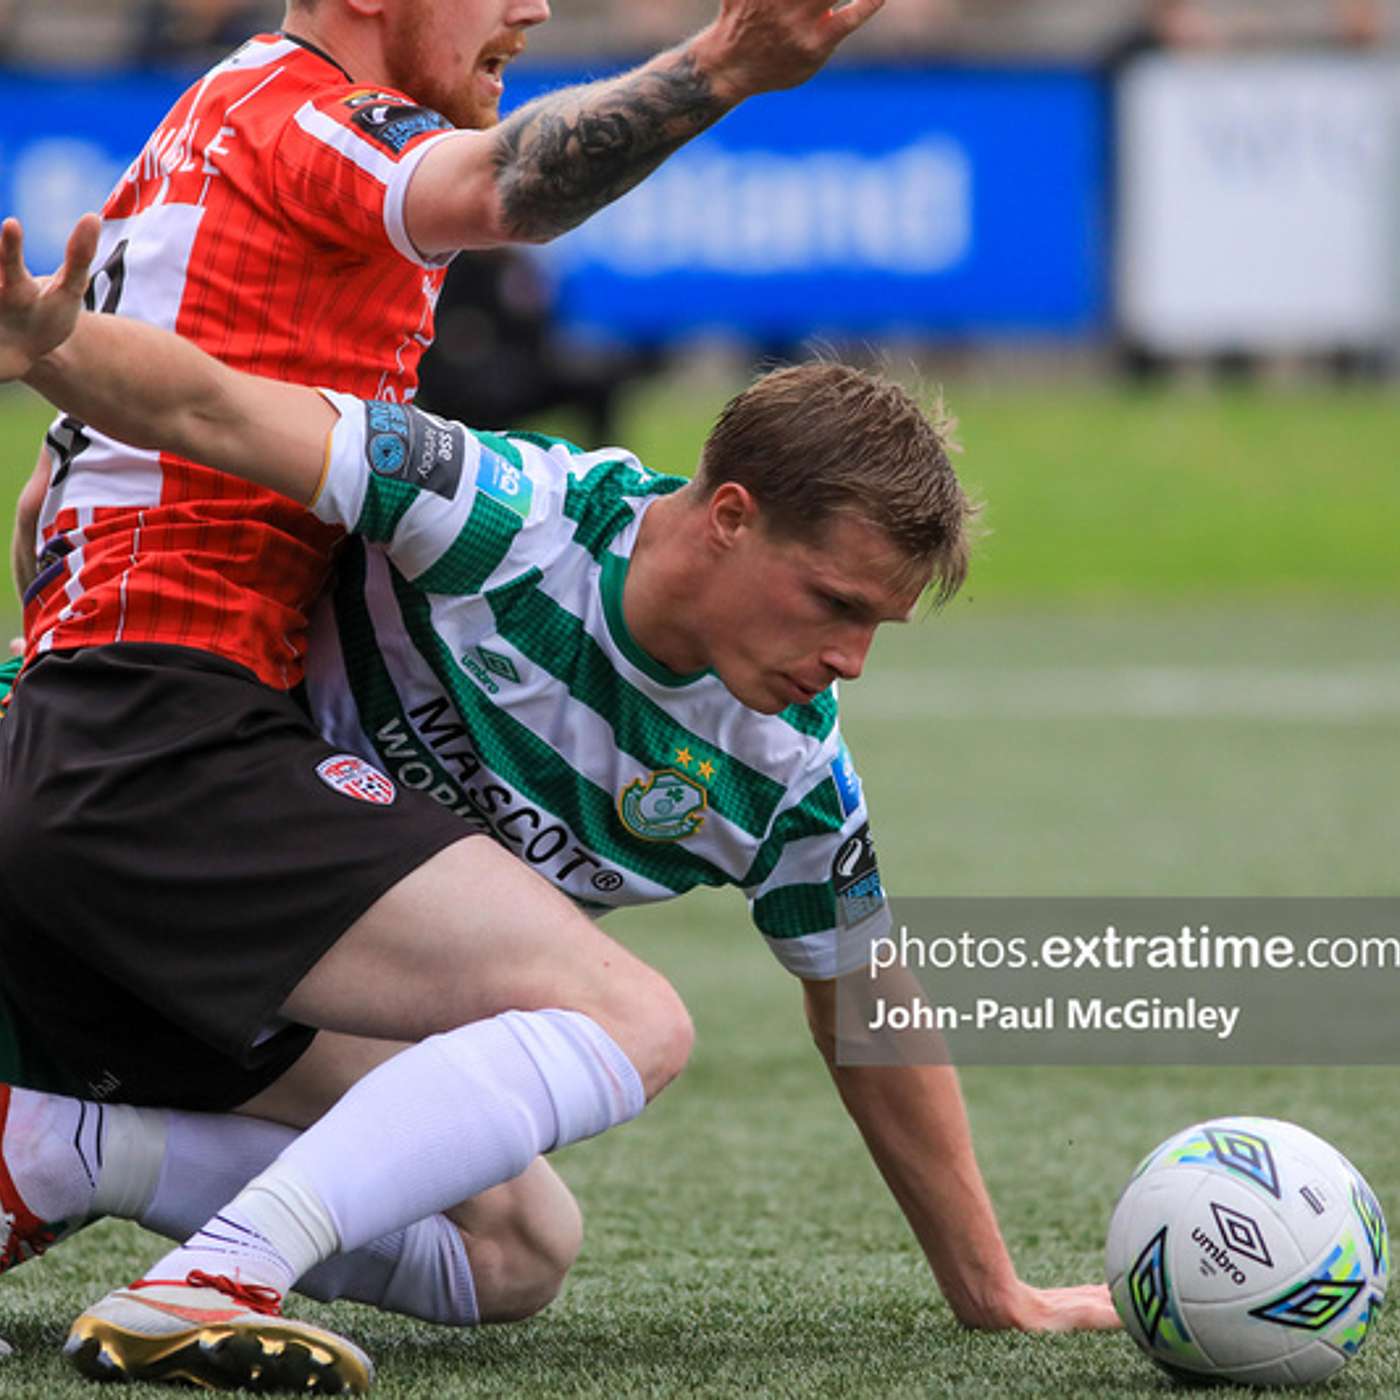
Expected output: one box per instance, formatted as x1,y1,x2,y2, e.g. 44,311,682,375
0,378,1396,1396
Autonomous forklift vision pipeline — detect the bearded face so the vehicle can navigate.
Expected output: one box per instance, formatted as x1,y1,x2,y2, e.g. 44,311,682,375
380,0,542,129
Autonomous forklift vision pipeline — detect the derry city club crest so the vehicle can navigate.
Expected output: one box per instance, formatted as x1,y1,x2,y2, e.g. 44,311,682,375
618,768,707,842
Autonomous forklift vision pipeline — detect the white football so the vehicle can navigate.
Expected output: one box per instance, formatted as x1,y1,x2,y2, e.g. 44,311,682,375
1106,1116,1388,1387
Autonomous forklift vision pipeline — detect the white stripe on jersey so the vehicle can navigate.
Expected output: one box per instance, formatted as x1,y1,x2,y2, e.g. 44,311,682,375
753,823,850,899
293,101,398,184
388,432,492,579
316,391,371,526
219,35,300,72
383,131,461,270
765,905,893,981
414,574,763,883
291,105,458,269
100,204,205,331
37,441,165,527
32,515,92,656
39,205,204,524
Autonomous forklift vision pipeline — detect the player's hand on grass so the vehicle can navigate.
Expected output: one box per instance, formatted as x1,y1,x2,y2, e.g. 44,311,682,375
0,214,100,382
692,0,886,102
990,1281,1120,1333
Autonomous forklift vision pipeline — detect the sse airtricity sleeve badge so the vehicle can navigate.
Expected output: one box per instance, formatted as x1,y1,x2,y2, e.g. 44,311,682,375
618,769,707,842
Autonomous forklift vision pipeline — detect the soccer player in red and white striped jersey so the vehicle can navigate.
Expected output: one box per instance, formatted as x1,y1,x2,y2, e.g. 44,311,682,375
24,20,527,688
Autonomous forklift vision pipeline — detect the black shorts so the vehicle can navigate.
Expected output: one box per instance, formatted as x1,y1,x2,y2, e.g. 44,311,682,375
0,643,467,1111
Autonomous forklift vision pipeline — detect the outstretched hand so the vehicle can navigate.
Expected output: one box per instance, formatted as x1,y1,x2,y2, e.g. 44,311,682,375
989,1281,1121,1334
695,0,886,101
0,214,100,383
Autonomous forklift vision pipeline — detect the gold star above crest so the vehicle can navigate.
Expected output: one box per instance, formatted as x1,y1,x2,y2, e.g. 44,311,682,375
697,760,716,782
674,747,693,768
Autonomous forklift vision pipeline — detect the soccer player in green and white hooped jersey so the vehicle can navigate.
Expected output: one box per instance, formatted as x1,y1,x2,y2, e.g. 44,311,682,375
305,406,884,979
0,215,1118,1377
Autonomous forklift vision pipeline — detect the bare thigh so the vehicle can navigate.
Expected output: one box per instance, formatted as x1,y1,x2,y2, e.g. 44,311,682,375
280,834,692,1098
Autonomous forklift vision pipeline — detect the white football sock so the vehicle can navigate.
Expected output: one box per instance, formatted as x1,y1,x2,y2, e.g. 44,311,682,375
147,1009,643,1293
139,1109,291,1241
300,1214,478,1326
0,1086,165,1232
2,1087,477,1325
152,1113,478,1324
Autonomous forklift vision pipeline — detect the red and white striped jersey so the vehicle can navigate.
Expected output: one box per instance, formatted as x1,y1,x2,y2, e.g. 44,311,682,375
27,32,463,689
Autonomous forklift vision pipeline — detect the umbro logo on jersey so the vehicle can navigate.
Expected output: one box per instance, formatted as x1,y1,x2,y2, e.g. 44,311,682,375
460,646,520,695
477,647,520,683
316,754,397,806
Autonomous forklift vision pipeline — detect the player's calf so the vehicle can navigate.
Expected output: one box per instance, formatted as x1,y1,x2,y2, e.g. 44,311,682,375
455,1158,583,1323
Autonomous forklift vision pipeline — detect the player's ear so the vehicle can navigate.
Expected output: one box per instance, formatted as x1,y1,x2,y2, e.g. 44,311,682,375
705,482,760,552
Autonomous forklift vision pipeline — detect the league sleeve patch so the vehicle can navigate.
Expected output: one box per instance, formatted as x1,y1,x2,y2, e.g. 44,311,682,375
351,100,453,155
476,448,534,521
831,823,884,927
830,738,863,817
363,401,465,501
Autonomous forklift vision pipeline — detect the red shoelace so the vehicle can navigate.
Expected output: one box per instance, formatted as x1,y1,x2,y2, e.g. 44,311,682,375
128,1270,284,1317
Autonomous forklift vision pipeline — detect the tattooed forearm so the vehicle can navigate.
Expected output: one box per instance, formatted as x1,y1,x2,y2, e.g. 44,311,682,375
492,53,727,242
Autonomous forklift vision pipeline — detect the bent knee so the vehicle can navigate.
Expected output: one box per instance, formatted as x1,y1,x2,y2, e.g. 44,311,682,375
612,969,693,1100
648,977,694,1095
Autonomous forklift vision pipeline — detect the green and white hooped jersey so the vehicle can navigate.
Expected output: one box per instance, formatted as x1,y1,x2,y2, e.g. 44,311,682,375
305,392,889,979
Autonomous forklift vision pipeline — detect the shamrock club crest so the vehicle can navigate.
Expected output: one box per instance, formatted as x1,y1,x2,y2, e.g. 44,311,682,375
618,768,707,842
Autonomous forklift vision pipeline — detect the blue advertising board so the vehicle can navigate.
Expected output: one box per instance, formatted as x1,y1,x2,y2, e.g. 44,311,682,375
0,62,1106,341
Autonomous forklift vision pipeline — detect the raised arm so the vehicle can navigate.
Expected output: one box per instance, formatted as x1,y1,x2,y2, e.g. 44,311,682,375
406,0,884,256
1,217,331,506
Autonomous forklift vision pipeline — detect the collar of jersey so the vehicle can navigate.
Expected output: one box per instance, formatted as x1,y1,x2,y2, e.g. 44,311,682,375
600,552,711,689
279,30,356,83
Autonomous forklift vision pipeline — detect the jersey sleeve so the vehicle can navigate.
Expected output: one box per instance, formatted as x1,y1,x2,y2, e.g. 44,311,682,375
312,391,563,596
273,86,462,268
745,731,891,981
